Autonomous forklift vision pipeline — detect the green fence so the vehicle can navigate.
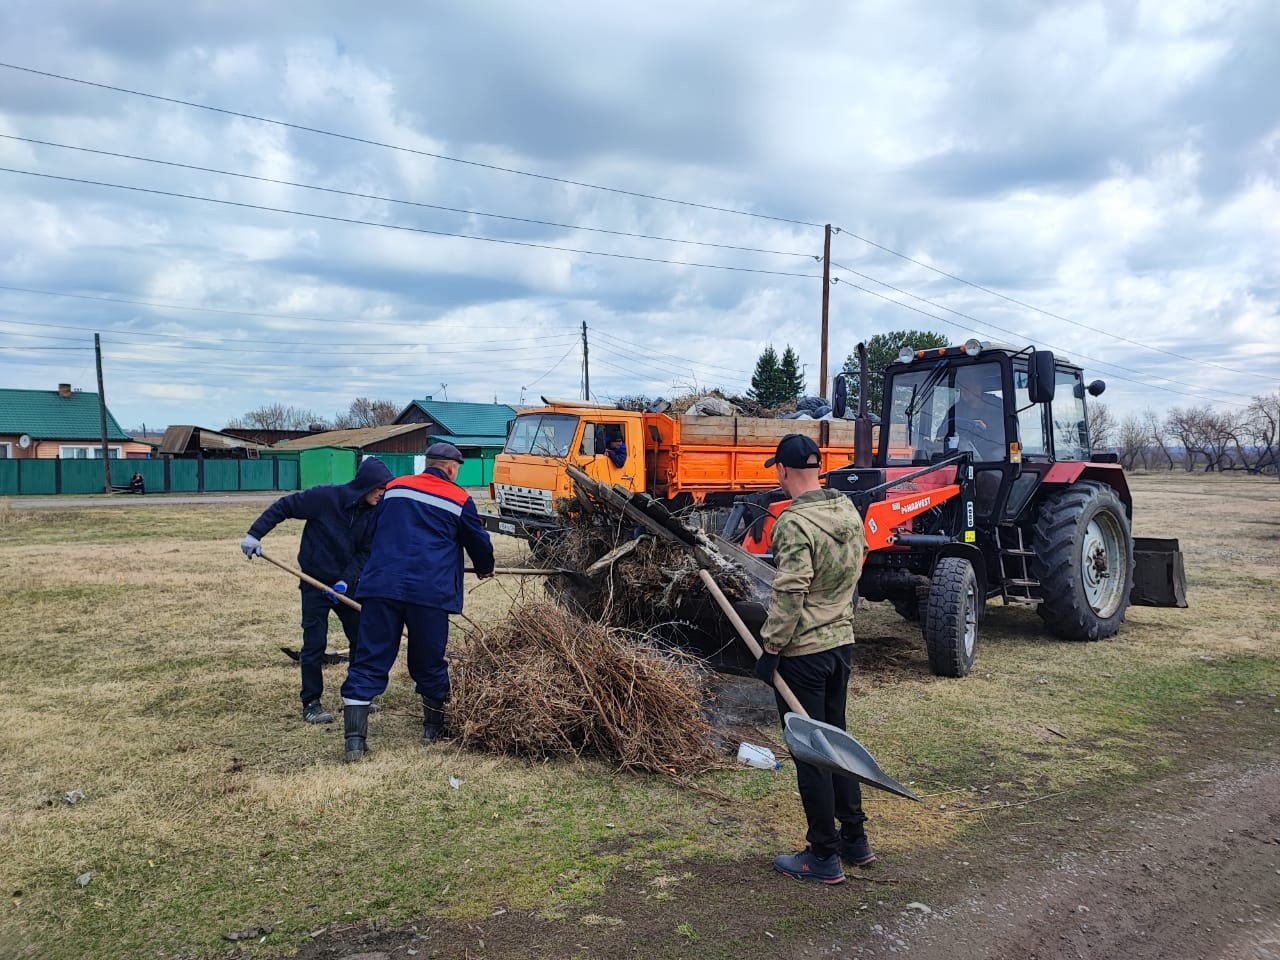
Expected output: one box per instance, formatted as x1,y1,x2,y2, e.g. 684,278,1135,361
169,460,199,492
300,448,357,488
372,453,419,478
0,457,303,496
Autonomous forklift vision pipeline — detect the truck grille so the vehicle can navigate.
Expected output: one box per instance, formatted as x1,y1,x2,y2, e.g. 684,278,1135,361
495,483,554,517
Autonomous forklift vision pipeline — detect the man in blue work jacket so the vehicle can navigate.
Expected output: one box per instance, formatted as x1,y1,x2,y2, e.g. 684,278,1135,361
340,442,495,762
241,457,394,724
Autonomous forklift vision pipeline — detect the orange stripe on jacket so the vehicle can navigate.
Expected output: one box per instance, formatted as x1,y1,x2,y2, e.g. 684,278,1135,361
388,472,469,506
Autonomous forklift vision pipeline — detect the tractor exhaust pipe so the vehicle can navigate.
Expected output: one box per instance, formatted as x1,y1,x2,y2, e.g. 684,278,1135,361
854,341,873,468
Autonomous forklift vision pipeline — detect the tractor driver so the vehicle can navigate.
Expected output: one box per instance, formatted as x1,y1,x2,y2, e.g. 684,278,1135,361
940,366,1006,461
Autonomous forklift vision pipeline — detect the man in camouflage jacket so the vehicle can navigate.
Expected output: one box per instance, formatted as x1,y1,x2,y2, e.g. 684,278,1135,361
756,433,874,884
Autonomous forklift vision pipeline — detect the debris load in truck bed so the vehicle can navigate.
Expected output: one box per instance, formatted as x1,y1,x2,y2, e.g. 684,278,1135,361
451,600,721,776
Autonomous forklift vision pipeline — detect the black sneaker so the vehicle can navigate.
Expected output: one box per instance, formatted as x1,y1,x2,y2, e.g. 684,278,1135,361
773,847,845,884
837,833,877,866
302,700,335,724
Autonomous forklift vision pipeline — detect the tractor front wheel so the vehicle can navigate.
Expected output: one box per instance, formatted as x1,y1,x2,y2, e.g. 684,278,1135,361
1031,481,1135,641
922,556,978,677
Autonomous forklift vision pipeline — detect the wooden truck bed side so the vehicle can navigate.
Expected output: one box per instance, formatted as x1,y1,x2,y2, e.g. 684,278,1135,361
646,413,856,499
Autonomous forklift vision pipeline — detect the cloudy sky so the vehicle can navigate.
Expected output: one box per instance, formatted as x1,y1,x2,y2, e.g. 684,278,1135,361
1,0,1278,430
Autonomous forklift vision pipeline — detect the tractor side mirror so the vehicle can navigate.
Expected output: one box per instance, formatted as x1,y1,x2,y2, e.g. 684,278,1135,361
832,374,848,419
1026,349,1057,404
1087,379,1106,396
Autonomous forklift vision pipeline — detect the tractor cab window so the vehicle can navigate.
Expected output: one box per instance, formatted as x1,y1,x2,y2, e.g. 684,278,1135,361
1013,368,1047,457
1051,370,1089,461
504,413,578,458
883,360,1007,465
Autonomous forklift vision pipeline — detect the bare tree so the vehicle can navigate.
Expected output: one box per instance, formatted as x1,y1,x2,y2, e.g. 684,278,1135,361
1116,413,1150,470
1087,401,1116,451
1242,391,1280,478
332,398,401,430
1166,406,1243,472
1145,408,1176,471
225,404,326,431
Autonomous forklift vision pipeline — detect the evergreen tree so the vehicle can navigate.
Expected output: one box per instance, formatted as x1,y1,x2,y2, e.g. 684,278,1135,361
778,345,806,403
840,329,950,414
747,345,788,408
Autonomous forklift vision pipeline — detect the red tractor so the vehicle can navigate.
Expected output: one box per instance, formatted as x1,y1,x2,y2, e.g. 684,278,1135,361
730,340,1185,677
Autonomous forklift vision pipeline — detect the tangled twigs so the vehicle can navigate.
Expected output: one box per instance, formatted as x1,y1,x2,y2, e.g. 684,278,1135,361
451,601,721,777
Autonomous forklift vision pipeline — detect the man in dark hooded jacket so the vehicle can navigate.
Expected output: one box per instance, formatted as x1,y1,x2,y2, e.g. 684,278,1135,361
241,457,394,724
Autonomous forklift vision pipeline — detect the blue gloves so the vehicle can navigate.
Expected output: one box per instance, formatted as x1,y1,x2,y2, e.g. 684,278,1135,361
240,535,262,559
754,650,781,687
325,580,348,603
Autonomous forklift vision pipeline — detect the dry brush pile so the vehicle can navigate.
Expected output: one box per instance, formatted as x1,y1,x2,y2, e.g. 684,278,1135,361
451,600,721,777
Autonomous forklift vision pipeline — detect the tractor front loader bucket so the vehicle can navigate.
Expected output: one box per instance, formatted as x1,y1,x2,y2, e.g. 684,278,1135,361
1130,537,1188,608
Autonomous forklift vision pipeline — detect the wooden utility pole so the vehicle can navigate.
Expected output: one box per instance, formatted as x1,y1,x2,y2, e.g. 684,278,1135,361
581,321,590,400
819,223,832,399
95,333,112,494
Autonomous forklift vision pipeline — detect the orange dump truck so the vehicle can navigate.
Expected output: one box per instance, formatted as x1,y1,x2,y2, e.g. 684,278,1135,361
483,398,856,540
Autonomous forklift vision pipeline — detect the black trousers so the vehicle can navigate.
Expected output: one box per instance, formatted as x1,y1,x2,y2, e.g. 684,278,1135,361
773,645,867,857
299,583,360,705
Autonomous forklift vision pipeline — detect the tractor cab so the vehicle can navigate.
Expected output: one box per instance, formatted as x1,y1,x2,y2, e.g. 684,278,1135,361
874,339,1099,524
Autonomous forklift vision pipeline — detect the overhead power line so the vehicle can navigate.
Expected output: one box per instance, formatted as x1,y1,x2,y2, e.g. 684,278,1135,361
0,167,822,279
591,327,754,377
828,266,1254,408
0,61,823,228
0,135,819,260
0,284,572,333
0,314,579,348
828,261,1261,403
832,230,1274,383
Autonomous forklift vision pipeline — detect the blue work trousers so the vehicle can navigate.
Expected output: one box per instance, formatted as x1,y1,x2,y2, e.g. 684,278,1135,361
773,645,867,857
341,598,451,703
299,583,360,706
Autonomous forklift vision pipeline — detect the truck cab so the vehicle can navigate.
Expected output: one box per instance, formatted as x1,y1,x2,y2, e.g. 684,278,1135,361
487,400,645,538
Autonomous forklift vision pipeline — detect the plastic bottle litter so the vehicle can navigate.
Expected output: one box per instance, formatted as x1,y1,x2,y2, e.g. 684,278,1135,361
737,742,780,770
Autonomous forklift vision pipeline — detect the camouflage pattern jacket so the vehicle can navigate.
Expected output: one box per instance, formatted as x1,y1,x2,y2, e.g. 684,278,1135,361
761,489,866,658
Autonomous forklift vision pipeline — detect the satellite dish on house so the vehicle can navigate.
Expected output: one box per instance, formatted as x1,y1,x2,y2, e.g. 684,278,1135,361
18,435,31,449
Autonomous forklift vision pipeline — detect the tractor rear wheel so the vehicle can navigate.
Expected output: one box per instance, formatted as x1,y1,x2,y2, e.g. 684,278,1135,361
1031,481,1134,641
923,557,978,677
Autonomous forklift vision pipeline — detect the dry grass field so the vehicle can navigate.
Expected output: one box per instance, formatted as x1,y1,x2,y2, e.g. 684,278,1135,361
0,473,1276,959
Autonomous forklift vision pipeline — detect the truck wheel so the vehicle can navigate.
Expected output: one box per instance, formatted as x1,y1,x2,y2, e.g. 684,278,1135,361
922,557,978,678
1031,481,1134,641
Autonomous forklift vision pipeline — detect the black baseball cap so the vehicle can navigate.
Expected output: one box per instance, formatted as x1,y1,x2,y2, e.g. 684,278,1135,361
765,433,821,469
425,441,465,463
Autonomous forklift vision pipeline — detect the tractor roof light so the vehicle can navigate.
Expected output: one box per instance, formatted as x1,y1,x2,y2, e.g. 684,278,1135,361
897,345,915,363
963,338,982,356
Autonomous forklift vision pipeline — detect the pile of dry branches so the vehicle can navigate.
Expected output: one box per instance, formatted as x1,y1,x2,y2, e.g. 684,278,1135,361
540,508,761,631
451,600,720,776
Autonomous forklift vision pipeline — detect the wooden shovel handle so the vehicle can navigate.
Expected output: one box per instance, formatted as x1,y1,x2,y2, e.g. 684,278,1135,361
259,551,364,612
696,568,808,718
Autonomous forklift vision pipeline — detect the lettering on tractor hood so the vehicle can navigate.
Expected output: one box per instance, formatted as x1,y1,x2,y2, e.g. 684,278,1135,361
892,495,932,513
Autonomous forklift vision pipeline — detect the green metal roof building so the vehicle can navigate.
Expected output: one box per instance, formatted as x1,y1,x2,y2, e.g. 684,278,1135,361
0,386,132,442
395,398,516,487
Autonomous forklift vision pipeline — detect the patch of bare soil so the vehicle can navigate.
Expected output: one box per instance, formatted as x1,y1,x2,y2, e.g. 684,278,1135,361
290,709,1278,960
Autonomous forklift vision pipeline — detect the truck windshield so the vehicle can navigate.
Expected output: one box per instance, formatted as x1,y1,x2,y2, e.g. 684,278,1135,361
504,414,579,458
884,360,1007,465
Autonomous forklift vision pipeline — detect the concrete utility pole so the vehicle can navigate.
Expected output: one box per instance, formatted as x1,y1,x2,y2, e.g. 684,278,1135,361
581,321,590,400
820,223,832,400
95,333,112,494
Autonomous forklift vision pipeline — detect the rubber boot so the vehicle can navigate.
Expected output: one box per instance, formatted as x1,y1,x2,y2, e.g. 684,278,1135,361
422,696,447,744
343,704,371,763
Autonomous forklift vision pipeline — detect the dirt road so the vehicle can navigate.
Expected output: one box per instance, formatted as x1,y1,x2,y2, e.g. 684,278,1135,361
295,732,1278,960
849,758,1280,960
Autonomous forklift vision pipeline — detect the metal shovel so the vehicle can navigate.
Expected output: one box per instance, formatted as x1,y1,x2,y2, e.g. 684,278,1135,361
697,569,919,801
